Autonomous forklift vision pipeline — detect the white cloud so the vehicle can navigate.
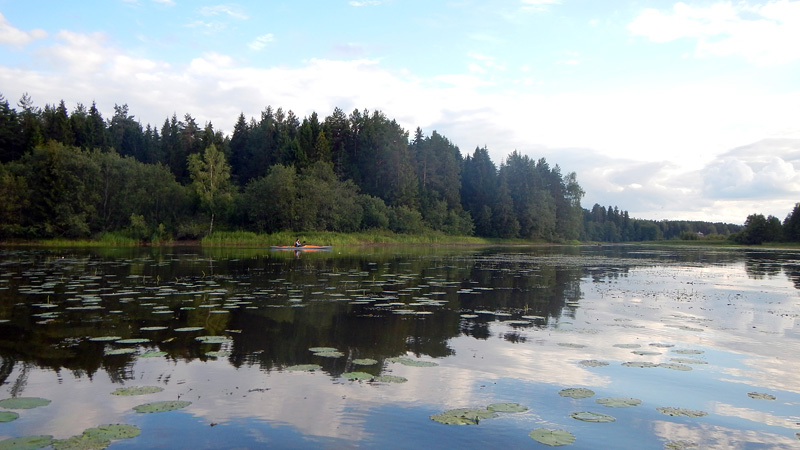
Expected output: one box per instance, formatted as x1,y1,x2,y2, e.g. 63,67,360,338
248,34,274,51
349,1,383,6
520,0,560,12
628,1,800,65
199,4,249,20
0,12,47,47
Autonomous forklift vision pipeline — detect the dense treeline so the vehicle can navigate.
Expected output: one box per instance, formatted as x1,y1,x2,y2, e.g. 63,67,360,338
0,93,742,242
581,204,742,242
731,205,800,245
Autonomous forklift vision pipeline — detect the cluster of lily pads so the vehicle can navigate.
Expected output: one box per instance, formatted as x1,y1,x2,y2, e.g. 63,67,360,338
427,384,718,447
283,347,440,384
0,385,191,449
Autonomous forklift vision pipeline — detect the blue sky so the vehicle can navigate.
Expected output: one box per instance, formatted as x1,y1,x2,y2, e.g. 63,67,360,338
2,0,800,224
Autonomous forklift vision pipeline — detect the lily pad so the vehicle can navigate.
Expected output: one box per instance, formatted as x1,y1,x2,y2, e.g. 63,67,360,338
88,336,122,342
579,360,609,367
0,435,54,450
352,358,378,366
430,408,498,425
374,375,407,383
174,327,204,332
115,338,150,345
309,347,338,353
487,402,528,413
622,361,659,368
139,351,167,358
341,371,374,381
285,364,322,371
195,336,232,344
82,424,140,440
0,397,51,409
205,350,230,358
657,363,692,371
656,407,707,417
313,351,344,358
558,388,595,399
52,434,109,450
140,326,168,331
132,400,191,413
747,392,776,400
665,440,698,450
111,386,164,396
613,343,640,348
0,411,19,422
596,397,641,407
571,411,616,422
387,357,438,367
105,348,137,356
528,428,575,446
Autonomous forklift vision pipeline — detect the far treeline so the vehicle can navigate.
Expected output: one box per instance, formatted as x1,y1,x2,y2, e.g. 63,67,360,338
0,93,743,243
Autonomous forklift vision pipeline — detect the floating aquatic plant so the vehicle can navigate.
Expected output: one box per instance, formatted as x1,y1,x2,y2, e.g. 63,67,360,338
570,411,616,422
111,386,164,396
557,343,586,348
656,407,707,417
132,400,191,413
673,349,704,355
528,428,575,446
387,357,438,367
487,402,528,413
558,388,595,399
313,351,344,358
195,336,232,344
596,397,641,407
342,372,374,381
374,375,407,383
658,363,692,371
105,348,137,356
115,338,150,345
352,358,378,366
140,351,167,358
613,344,640,349
632,350,661,356
140,326,168,331
622,362,659,368
0,411,19,422
0,435,53,450
285,364,322,371
88,336,122,342
747,392,776,400
52,434,109,450
579,360,609,367
430,408,497,425
82,424,140,440
309,347,338,353
174,327,204,332
670,358,706,365
0,397,51,409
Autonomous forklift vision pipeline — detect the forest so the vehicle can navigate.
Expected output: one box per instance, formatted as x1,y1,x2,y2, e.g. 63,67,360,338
0,93,747,243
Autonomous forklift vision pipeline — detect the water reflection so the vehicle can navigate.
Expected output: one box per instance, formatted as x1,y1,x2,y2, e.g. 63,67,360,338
1,245,799,449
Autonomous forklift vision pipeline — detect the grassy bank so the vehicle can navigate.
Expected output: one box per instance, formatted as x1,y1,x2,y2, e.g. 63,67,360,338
200,230,512,247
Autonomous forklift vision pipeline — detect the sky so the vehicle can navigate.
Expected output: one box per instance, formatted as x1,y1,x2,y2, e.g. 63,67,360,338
1,0,800,224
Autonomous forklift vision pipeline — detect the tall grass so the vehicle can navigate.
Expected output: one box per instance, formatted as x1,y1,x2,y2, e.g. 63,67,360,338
201,230,497,247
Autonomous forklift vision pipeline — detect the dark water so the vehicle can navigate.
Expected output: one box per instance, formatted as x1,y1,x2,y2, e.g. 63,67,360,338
0,245,799,449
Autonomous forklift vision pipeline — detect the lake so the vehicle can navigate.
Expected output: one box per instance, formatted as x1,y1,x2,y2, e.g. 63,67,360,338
0,245,799,449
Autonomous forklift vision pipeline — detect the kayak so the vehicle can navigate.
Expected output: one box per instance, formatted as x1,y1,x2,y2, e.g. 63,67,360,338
269,245,332,251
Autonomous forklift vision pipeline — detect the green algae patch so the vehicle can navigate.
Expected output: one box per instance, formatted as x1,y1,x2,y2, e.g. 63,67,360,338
0,411,19,422
132,400,191,413
571,411,616,422
52,434,109,450
83,424,140,440
558,388,595,399
596,397,641,408
374,375,407,383
111,386,163,396
387,357,438,367
0,435,53,450
747,392,776,400
656,407,707,417
430,408,498,425
341,371,374,381
487,402,528,413
0,397,51,409
529,428,575,446
352,358,378,366
285,364,322,372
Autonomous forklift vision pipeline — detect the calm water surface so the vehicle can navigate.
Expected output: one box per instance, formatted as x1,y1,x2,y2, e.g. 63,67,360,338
0,245,799,449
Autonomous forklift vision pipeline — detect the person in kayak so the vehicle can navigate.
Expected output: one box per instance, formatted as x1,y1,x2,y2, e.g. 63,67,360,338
294,239,301,247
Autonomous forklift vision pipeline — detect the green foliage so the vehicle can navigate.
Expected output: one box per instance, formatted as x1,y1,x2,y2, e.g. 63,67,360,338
188,144,234,235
